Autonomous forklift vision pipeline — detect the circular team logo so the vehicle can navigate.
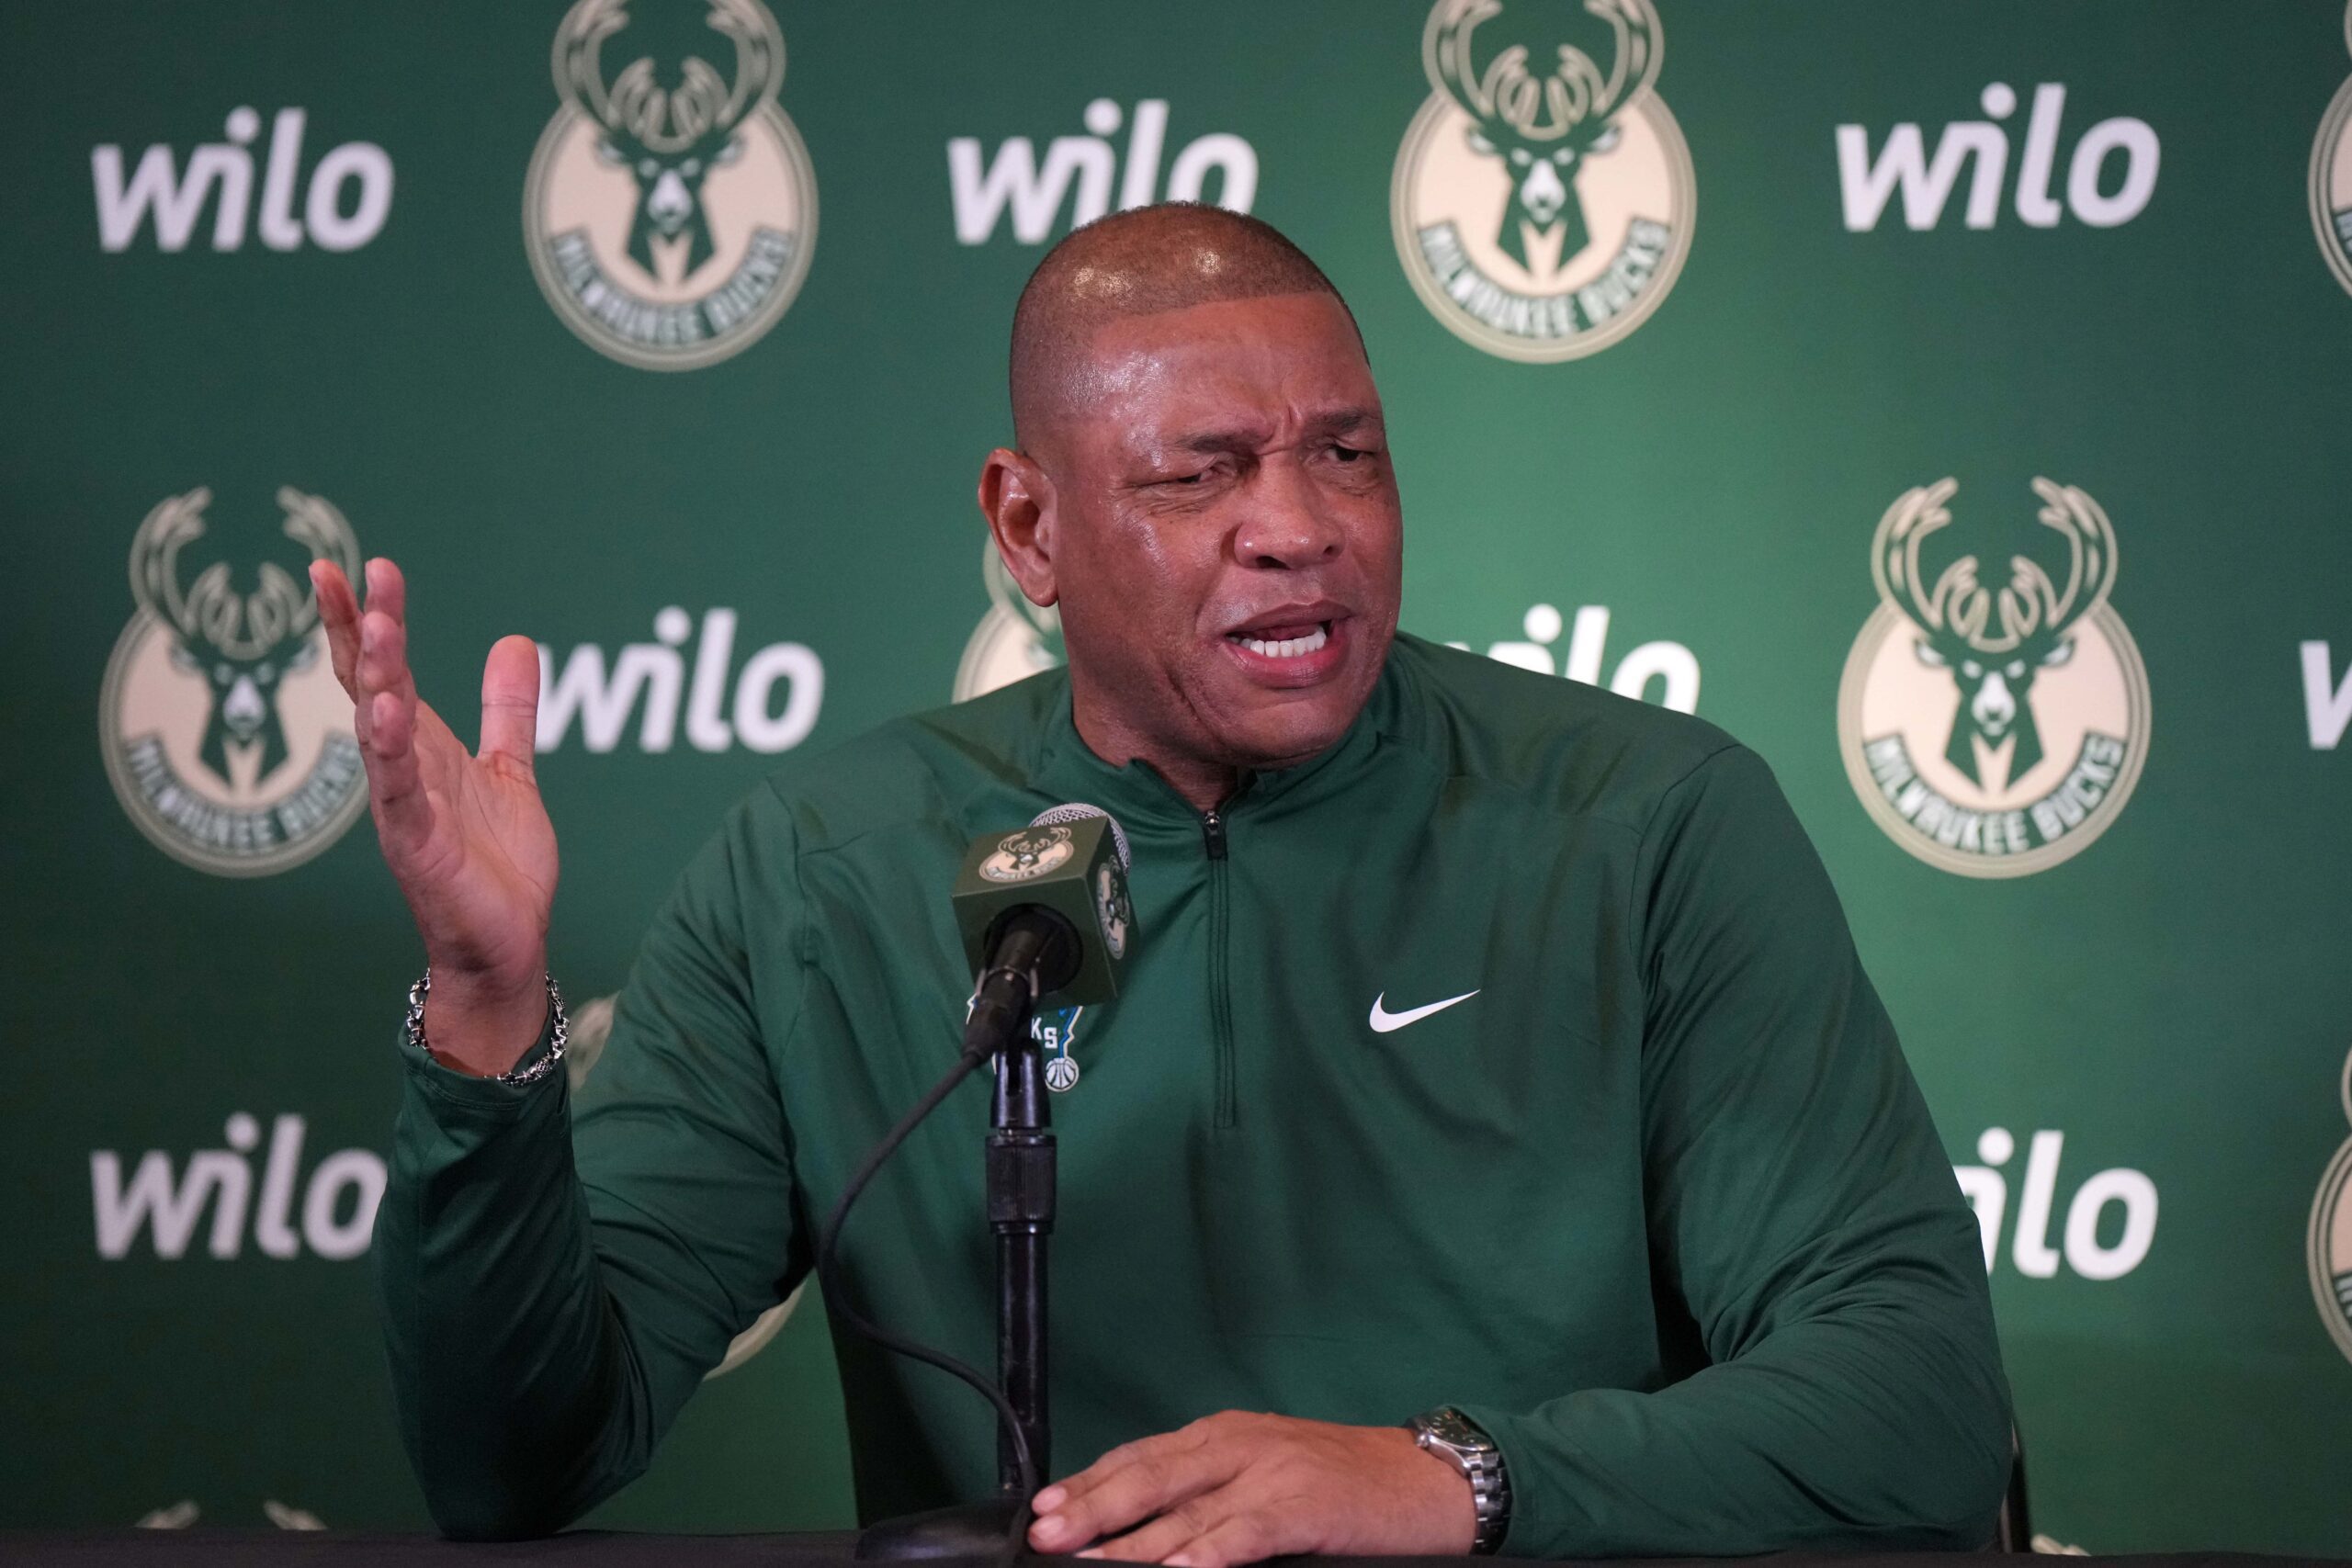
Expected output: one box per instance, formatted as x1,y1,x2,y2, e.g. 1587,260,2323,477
1095,863,1131,961
954,544,1065,701
2311,1045,2352,1364
1838,478,2151,878
100,487,368,876
1391,0,1695,362
979,827,1074,883
2312,2,2352,296
525,0,817,371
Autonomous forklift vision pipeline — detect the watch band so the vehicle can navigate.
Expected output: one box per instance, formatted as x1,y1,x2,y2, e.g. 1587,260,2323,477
1408,1404,1510,1554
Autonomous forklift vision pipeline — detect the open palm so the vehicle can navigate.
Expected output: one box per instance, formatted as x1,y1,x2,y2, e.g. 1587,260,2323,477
312,558,558,1059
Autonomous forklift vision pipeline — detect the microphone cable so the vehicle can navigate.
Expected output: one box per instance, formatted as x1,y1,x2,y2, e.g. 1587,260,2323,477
814,980,1043,1568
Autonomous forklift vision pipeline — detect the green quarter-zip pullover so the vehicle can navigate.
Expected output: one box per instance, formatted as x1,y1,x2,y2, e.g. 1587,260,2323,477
374,633,2012,1553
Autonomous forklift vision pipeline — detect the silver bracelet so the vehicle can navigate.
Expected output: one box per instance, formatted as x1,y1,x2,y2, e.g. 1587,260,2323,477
405,967,569,1087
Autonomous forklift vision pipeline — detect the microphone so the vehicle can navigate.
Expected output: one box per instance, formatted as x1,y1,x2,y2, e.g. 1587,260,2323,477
953,802,1134,997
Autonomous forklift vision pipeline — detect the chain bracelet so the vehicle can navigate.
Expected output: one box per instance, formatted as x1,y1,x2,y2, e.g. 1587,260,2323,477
404,967,569,1087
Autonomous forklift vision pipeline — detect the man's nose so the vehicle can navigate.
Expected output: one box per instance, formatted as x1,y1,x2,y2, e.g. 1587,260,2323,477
1231,468,1345,570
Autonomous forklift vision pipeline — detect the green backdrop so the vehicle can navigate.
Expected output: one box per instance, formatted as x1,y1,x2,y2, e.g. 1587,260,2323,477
6,0,2351,1552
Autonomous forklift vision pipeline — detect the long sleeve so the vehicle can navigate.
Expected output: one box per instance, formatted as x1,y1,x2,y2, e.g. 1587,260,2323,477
371,794,807,1540
1460,746,2013,1557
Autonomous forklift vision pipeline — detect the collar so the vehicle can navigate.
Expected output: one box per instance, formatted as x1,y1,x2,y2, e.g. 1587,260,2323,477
1029,643,1410,846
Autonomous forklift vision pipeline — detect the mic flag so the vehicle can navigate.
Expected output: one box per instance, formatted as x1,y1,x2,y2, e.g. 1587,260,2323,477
951,807,1135,1005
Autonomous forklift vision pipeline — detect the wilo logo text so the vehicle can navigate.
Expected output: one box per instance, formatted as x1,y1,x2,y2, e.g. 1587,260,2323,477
1837,83,2157,232
1954,1126,2157,1281
93,107,393,253
537,606,823,754
1447,602,1699,713
949,99,1258,245
2304,641,2352,750
92,1113,384,1261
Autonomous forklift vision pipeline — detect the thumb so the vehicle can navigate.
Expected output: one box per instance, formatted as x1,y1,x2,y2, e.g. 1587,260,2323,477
478,635,542,769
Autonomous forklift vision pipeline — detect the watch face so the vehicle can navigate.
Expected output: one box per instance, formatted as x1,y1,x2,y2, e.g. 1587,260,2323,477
1419,1407,1489,1452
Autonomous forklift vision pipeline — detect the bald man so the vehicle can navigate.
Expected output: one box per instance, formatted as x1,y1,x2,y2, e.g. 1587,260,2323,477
342,204,2011,1562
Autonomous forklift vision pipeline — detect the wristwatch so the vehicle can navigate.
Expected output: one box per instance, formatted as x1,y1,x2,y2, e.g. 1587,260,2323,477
1408,1405,1510,1554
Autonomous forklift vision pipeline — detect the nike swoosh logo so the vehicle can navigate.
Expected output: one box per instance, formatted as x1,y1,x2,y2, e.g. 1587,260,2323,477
1368,989,1480,1033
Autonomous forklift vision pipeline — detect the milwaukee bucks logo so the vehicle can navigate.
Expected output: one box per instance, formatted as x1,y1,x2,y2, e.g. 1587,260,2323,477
2314,2,2352,296
1838,478,2151,877
525,0,817,370
2311,1045,2352,1365
100,488,368,876
954,545,1065,701
1391,0,1695,362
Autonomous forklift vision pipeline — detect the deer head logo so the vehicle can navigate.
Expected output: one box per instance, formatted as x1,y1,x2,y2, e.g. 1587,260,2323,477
127,487,360,787
1424,0,1661,271
1871,477,2120,790
553,0,784,281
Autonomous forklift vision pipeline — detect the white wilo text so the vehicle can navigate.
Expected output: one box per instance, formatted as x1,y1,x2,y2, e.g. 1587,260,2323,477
93,107,393,253
1837,84,2157,232
949,99,1257,245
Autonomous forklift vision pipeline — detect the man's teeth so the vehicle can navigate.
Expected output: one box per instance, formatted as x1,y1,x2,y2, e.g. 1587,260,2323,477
1232,624,1330,659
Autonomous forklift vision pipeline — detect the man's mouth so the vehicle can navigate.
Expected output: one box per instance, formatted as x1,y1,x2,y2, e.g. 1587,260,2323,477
1218,608,1351,686
1227,622,1330,660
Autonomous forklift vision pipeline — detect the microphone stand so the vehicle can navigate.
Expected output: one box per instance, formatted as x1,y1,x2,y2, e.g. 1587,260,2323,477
855,941,1058,1561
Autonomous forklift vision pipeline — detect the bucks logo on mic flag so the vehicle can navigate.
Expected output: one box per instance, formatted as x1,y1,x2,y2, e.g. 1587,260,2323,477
954,815,1133,1006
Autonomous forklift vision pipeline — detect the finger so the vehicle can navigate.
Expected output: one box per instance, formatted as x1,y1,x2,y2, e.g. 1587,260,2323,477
311,560,362,698
1046,1422,1220,1511
359,603,415,711
1033,1429,1233,1553
368,689,434,854
1160,1510,1291,1568
1083,1493,1245,1564
478,635,540,770
364,556,408,634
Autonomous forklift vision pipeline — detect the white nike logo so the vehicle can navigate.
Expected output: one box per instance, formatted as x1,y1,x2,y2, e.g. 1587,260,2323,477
1368,989,1479,1032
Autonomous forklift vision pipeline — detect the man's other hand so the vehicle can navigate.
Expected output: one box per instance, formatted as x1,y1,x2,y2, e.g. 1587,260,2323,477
312,557,559,1076
1025,1411,1476,1566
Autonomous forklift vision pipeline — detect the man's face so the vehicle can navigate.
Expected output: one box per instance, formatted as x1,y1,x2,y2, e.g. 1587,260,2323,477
1026,292,1403,778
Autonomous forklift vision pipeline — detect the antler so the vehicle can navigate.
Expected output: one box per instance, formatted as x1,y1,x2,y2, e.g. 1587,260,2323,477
270,488,361,648
1424,0,1660,148
697,0,783,137
1997,478,2120,646
1872,477,1979,630
127,488,215,641
552,0,629,128
557,0,781,149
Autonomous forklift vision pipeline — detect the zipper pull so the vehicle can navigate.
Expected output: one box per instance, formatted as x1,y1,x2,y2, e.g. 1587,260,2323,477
1200,808,1227,861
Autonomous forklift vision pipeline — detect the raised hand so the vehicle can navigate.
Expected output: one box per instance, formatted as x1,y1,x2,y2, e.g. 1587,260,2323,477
312,558,559,1077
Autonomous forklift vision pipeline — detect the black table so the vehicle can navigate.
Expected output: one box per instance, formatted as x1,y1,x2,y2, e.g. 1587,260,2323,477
3,1539,2345,1568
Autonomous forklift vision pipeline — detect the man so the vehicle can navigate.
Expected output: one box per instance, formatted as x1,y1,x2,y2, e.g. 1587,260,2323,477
321,203,2011,1562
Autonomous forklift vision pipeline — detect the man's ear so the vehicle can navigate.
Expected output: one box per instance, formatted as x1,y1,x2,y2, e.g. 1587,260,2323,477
978,447,1059,608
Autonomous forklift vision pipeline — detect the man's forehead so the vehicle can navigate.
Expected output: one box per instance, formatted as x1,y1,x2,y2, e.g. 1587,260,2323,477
1074,294,1379,435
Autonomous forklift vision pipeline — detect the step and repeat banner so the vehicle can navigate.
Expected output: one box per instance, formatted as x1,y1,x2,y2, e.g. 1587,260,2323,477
3,0,2348,1551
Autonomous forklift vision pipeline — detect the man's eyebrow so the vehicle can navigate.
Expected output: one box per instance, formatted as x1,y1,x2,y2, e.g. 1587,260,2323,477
1166,407,1385,454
